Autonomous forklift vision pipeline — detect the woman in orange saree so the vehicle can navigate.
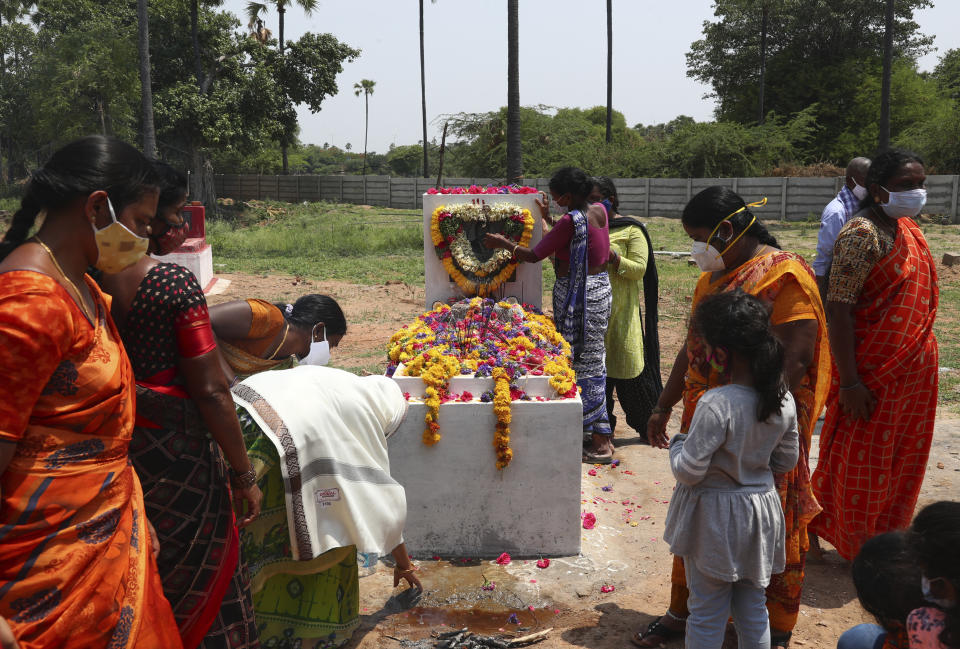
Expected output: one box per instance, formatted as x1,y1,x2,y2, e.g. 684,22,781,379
0,136,182,649
809,150,938,562
634,187,830,649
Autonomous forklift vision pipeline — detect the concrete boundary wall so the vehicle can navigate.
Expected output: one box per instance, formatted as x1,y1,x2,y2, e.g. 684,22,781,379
214,174,960,223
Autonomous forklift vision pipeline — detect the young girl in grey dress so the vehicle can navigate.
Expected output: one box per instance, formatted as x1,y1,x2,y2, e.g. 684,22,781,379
663,289,799,649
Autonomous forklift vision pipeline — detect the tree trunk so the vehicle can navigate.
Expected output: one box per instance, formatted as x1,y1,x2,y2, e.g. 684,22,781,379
758,4,768,125
279,6,288,173
878,0,894,150
605,0,612,143
137,0,157,158
98,97,107,135
420,0,429,177
191,147,217,210
191,0,202,85
505,0,522,183
362,91,369,177
436,121,448,188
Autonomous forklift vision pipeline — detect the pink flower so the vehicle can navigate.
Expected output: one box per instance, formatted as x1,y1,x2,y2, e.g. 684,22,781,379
587,469,597,476
600,585,615,593
495,552,511,565
581,512,597,530
536,558,550,569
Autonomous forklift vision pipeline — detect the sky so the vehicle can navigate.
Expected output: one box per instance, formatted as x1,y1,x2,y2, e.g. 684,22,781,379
220,0,960,154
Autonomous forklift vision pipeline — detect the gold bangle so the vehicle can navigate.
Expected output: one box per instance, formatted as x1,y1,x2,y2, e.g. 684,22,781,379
394,565,418,576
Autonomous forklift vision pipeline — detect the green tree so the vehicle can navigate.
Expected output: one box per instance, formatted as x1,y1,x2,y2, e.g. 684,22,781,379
933,48,960,100
687,0,933,158
354,79,375,176
831,59,947,162
246,0,318,173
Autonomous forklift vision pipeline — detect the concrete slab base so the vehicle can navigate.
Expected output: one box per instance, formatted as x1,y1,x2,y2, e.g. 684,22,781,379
153,243,214,289
387,398,583,559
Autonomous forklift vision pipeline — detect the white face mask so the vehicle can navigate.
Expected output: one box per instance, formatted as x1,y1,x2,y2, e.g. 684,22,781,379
690,240,727,272
92,197,150,274
921,575,957,609
851,181,868,201
299,324,331,366
880,187,927,219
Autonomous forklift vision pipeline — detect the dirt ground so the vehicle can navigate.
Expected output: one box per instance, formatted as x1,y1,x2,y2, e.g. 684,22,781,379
209,272,960,649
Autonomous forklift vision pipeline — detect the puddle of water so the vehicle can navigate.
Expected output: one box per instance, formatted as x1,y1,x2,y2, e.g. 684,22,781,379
388,606,550,635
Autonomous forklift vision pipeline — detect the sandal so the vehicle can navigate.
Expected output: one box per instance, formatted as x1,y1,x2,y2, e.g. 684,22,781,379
630,616,685,648
582,449,613,464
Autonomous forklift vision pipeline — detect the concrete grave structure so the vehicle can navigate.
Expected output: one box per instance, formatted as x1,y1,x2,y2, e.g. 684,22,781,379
387,198,583,558
152,202,217,292
388,376,583,558
422,193,543,310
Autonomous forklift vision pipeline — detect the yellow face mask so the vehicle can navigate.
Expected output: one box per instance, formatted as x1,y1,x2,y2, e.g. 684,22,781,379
92,197,150,274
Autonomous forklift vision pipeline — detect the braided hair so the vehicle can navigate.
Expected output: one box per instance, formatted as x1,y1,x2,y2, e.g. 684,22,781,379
0,136,158,261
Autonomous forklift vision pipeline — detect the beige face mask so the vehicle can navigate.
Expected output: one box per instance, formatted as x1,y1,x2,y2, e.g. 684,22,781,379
92,197,149,274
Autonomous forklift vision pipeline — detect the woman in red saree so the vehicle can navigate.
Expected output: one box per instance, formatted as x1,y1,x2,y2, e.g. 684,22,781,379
99,162,262,649
809,149,938,562
0,136,182,648
635,187,830,649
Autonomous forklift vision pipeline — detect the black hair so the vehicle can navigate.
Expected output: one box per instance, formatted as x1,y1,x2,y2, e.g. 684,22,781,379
682,186,780,249
910,501,960,647
591,176,619,214
548,167,593,206
852,531,927,634
860,148,926,211
152,160,188,217
0,136,158,261
278,294,347,336
691,288,786,422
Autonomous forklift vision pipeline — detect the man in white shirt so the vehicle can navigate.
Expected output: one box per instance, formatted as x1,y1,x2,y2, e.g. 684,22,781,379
814,156,871,300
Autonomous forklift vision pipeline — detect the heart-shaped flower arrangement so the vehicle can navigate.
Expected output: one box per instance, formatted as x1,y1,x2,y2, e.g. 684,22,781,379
431,202,534,296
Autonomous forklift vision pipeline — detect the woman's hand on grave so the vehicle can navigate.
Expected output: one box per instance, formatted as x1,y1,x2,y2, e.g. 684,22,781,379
484,233,509,249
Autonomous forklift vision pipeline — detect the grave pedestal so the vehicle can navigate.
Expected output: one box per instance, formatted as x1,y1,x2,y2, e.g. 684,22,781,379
387,397,583,558
422,194,543,310
152,202,216,292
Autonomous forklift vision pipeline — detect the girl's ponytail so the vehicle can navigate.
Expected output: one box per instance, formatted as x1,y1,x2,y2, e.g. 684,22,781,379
750,334,787,422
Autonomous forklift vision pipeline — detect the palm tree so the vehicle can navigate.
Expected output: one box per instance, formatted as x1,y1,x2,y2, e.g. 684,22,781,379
605,0,612,143
246,0,316,55
757,2,768,125
878,0,894,149
354,79,376,176
136,0,157,158
420,0,437,177
505,0,522,183
248,0,317,173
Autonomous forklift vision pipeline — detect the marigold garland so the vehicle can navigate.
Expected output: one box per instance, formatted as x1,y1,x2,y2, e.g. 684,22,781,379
491,367,513,469
386,298,577,470
431,203,534,297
